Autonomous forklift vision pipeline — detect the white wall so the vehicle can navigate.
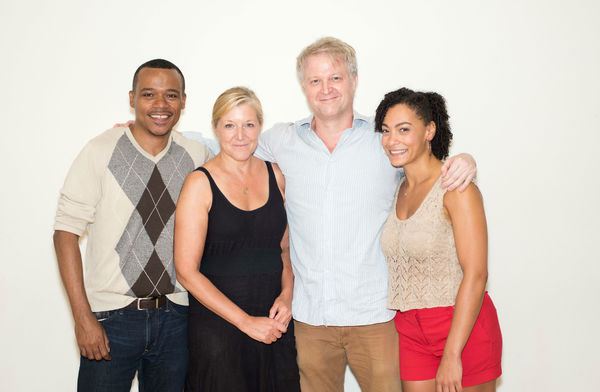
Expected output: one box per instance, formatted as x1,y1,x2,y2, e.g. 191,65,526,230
1,1,599,391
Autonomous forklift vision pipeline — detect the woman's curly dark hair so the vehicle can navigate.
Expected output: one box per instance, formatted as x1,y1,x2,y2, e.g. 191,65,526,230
374,87,452,160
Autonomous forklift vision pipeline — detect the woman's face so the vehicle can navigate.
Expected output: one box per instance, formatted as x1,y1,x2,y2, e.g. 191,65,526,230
214,103,262,162
380,103,434,168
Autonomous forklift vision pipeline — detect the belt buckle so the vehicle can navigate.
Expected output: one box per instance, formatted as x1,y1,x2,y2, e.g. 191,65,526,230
136,297,155,310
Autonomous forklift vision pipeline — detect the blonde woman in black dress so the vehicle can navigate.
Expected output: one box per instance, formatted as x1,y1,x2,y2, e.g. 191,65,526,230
174,87,300,391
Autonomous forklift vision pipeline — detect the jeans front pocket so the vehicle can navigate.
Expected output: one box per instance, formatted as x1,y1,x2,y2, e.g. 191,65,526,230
165,300,189,319
93,308,124,324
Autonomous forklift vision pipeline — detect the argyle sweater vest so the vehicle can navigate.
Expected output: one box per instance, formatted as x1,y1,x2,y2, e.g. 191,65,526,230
55,127,212,312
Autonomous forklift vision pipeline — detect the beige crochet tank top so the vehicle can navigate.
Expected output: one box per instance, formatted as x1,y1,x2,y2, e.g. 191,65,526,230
381,176,463,311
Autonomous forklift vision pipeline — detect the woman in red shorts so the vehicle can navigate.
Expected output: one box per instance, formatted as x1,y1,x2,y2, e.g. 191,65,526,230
376,87,502,392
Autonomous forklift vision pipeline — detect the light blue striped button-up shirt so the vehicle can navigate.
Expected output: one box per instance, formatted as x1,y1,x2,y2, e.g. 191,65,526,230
184,112,403,326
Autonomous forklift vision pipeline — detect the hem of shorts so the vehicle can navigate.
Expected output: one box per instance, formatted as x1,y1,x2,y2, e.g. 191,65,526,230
400,365,502,386
400,367,436,382
462,365,502,387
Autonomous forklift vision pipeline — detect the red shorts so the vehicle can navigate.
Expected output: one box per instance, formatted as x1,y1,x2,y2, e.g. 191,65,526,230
395,292,502,387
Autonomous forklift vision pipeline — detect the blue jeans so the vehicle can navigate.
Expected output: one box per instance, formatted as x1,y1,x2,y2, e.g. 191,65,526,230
78,300,189,392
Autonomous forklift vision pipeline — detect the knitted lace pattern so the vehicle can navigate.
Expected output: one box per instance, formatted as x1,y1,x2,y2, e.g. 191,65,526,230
381,177,463,311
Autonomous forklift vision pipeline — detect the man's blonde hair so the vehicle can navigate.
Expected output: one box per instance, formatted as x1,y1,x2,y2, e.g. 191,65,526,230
296,37,357,83
212,86,263,127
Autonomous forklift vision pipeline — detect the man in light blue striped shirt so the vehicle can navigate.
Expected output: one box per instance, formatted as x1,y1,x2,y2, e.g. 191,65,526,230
185,37,475,392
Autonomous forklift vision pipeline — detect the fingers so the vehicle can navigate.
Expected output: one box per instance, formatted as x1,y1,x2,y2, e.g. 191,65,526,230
268,317,287,334
274,326,283,338
436,380,443,392
262,323,283,344
268,303,278,319
441,160,462,188
276,320,287,333
442,153,477,191
79,345,89,360
445,175,466,192
436,381,460,392
247,316,289,344
442,165,471,191
101,333,111,360
273,307,291,324
75,317,111,361
270,297,292,326
92,346,104,361
441,158,451,177
274,313,291,326
456,172,475,192
113,120,134,128
80,340,111,361
80,342,105,361
436,378,462,392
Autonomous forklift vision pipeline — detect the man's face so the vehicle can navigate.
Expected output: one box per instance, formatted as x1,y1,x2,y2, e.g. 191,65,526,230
129,68,186,138
301,52,357,122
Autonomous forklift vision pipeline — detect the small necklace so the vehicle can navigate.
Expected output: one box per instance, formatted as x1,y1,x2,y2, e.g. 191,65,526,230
243,186,249,195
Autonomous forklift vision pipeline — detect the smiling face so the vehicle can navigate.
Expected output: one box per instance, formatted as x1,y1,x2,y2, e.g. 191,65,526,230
214,103,262,162
381,104,436,168
300,52,357,122
129,67,186,139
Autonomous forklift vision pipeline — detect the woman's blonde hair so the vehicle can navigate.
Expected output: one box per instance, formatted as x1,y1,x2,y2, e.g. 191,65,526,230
212,86,263,127
296,37,357,83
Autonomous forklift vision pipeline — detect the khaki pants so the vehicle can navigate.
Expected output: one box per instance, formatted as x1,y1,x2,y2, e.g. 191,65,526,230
294,320,401,392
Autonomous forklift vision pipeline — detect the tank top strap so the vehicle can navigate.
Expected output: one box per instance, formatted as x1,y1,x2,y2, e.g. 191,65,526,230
265,161,283,205
195,166,226,204
427,175,446,206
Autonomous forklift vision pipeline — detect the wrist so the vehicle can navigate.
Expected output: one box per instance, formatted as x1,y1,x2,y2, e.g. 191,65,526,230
279,287,293,298
442,348,461,360
235,313,252,332
73,307,95,324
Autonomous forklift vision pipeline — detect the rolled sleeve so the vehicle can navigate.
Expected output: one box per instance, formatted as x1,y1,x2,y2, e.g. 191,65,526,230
54,142,103,236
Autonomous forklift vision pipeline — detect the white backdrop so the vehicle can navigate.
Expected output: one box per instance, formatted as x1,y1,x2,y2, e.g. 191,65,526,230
1,1,599,391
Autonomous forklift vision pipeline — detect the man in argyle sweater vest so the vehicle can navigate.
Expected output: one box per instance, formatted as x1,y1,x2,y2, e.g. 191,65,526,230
54,59,211,391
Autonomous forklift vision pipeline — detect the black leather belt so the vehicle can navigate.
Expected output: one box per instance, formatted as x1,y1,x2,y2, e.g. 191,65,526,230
126,295,167,310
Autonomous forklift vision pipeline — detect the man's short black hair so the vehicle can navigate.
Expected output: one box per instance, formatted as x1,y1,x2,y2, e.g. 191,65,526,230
132,59,185,93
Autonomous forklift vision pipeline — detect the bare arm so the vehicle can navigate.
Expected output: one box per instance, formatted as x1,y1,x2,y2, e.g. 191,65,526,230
174,171,286,344
269,226,294,326
268,163,294,326
53,230,110,361
436,184,488,392
441,153,477,192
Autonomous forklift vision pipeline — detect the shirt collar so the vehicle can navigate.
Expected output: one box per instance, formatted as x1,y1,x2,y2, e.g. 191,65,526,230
296,111,371,130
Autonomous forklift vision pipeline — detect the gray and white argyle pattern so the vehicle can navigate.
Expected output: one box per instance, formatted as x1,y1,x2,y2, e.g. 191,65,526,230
109,134,195,298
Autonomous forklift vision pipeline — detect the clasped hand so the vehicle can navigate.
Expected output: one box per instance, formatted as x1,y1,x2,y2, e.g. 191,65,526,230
241,292,292,344
242,316,287,344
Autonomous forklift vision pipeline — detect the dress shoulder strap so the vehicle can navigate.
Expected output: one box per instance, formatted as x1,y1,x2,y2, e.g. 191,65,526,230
264,161,283,204
195,166,224,204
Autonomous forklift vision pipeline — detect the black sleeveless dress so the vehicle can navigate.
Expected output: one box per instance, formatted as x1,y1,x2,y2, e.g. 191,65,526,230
185,161,300,392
